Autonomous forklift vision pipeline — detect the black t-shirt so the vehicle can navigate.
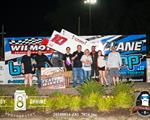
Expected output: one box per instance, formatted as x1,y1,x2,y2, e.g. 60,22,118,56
21,55,33,73
62,53,72,71
72,51,83,67
90,52,98,66
34,54,53,69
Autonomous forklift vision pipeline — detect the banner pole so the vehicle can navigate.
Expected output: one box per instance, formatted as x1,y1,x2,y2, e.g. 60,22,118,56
0,24,5,61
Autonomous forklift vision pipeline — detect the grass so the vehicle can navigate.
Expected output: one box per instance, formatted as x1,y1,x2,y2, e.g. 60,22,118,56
76,80,105,96
16,85,38,96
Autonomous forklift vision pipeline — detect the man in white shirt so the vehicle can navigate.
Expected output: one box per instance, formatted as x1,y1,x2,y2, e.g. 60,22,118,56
108,46,122,85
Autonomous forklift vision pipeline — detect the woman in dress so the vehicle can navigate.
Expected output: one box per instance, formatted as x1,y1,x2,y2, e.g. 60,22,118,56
21,50,35,87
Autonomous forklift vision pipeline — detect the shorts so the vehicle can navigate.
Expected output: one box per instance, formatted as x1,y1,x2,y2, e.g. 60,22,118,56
110,68,120,76
24,68,33,74
64,71,72,78
98,66,105,71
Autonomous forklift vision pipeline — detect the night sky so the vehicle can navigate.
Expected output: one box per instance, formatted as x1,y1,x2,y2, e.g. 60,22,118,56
1,0,150,36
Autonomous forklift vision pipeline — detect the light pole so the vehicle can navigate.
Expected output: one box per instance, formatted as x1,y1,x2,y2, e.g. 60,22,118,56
0,25,6,61
84,0,97,35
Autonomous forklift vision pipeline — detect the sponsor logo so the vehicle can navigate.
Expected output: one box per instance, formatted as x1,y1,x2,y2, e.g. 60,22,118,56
14,90,26,111
133,91,150,117
9,38,54,54
122,54,143,70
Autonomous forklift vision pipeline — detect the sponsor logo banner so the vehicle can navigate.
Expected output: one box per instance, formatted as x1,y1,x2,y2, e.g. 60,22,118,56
41,67,66,89
3,34,147,84
83,35,146,82
147,58,150,83
0,61,5,83
4,37,53,84
9,37,53,54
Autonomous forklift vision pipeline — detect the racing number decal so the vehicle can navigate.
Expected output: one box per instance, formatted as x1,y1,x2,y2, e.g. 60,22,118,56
51,34,67,45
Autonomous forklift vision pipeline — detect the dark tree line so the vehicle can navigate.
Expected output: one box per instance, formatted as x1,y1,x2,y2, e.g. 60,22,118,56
45,0,150,35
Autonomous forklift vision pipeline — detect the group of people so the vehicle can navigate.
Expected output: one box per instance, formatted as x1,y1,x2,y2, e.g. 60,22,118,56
21,49,53,87
62,45,122,87
21,45,122,88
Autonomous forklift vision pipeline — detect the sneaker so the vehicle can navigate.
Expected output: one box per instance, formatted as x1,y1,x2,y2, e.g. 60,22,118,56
91,76,95,79
96,76,99,78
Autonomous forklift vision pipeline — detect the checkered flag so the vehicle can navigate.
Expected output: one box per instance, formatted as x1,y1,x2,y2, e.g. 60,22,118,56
9,38,43,45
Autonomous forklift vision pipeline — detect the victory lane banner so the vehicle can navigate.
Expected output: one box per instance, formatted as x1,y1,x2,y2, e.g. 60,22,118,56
41,67,66,89
2,32,147,84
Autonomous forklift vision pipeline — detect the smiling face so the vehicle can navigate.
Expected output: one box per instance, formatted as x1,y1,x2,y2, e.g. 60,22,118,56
84,49,90,55
91,46,96,53
98,50,102,56
66,47,71,53
38,50,42,55
77,45,82,52
111,46,116,52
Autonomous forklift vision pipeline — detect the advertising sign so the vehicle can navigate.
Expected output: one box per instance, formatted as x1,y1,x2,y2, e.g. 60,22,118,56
8,37,52,54
82,34,147,82
147,58,150,83
147,58,150,82
3,34,147,84
4,37,53,84
14,90,26,111
52,32,146,82
134,91,150,117
0,61,5,84
41,67,65,89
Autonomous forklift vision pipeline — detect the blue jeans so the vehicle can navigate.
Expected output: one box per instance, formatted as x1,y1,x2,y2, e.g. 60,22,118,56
84,70,91,81
36,69,41,88
73,68,84,87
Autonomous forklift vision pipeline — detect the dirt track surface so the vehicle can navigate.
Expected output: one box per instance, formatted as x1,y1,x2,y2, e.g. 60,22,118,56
0,109,149,120
0,116,149,120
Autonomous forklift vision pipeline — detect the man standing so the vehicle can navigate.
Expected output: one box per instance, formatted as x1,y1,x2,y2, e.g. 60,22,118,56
90,46,99,79
72,45,84,87
34,49,53,88
108,46,122,85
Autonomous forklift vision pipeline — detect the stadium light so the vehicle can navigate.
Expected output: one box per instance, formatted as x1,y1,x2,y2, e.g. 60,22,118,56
84,0,97,4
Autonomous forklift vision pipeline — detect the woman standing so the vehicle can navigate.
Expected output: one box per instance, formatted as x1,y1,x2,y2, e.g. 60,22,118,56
97,50,108,86
81,49,92,81
21,50,35,87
